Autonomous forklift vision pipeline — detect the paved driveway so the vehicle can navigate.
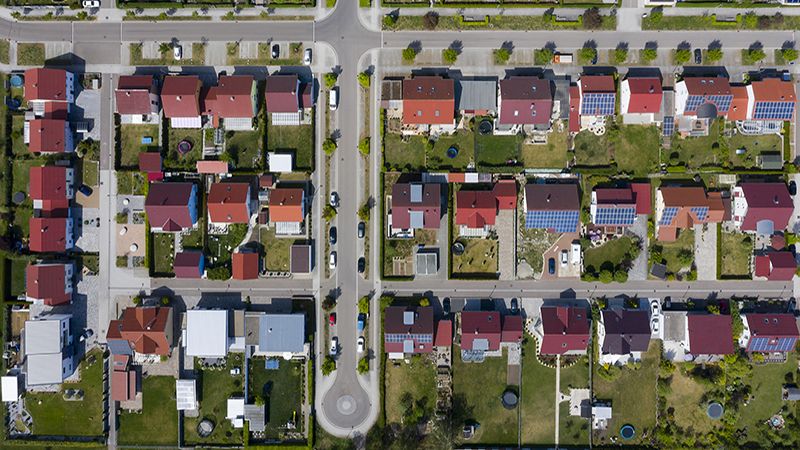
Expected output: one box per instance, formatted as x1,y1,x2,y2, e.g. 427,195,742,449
627,215,649,281
694,223,717,281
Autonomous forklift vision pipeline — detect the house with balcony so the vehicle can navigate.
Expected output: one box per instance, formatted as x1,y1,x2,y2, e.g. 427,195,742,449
459,311,522,362
497,76,553,133
384,306,434,360
389,182,443,237
539,305,590,356
674,76,732,136
30,165,73,217
739,313,799,355
207,182,254,227
115,75,160,124
106,306,174,361
402,76,456,134
267,187,305,235
24,68,74,118
26,262,73,306
571,75,616,132
598,309,651,365
25,119,73,154
265,74,313,126
620,76,663,124
455,181,516,237
590,183,651,234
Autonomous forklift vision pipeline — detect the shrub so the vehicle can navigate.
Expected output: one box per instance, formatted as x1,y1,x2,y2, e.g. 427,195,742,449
583,7,603,30
597,364,621,381
358,296,370,315
442,48,458,65
357,356,370,374
358,137,370,156
579,47,597,64
781,47,798,62
641,48,657,63
419,298,430,307
207,266,231,280
422,11,439,30
323,72,338,89
322,356,336,376
598,269,613,284
613,47,628,65
323,205,337,221
357,71,371,89
674,48,691,65
744,48,766,65
613,270,628,283
358,201,370,222
402,47,418,63
706,48,723,63
323,138,337,155
322,295,336,311
132,295,142,305
383,14,397,28
493,48,511,65
534,48,554,65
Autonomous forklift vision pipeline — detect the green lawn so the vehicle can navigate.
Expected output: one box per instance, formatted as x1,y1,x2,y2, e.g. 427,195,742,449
25,350,105,437
669,119,723,169
583,236,634,274
613,124,661,176
475,133,522,171
184,354,245,445
719,231,752,278
12,158,43,204
17,43,45,66
81,159,99,187
428,129,474,171
384,355,437,425
9,258,27,296
248,357,304,439
728,132,782,169
656,229,695,275
165,127,203,171
116,171,147,196
260,226,293,272
152,232,175,275
383,229,437,277
383,132,426,171
592,342,660,446
664,364,717,435
118,376,179,446
225,130,263,170
13,206,32,240
119,124,160,169
573,129,613,166
11,114,28,156
521,128,570,169
736,353,798,444
559,357,591,447
267,119,314,172
181,218,205,250
207,223,249,269
453,346,517,445
520,339,556,445
452,238,498,276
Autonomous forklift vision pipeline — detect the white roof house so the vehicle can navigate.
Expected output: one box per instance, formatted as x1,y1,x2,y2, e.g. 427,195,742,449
176,379,198,411
23,314,74,387
267,153,293,173
185,310,229,358
226,397,245,428
1,375,20,402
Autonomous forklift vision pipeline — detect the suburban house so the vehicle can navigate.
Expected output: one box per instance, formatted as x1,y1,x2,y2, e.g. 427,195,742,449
145,182,199,232
268,187,305,235
23,314,74,387
745,77,796,122
232,251,259,280
248,314,306,358
598,309,651,365
161,75,203,128
497,76,553,132
139,152,163,179
687,314,735,361
402,76,456,133
655,186,726,241
590,184,652,233
523,183,581,233
30,166,73,215
184,309,230,358
207,182,254,225
620,76,663,124
390,182,442,235
24,68,75,118
459,311,521,362
455,181,517,237
732,183,793,234
456,78,497,116
739,313,799,354
381,78,403,110
26,262,73,306
115,75,160,124
290,244,312,274
174,251,205,279
575,75,616,131
540,305,590,355
203,75,257,130
754,251,796,281
29,216,73,253
111,354,138,403
265,74,312,126
26,119,74,154
106,306,174,359
384,306,434,359
674,76,732,135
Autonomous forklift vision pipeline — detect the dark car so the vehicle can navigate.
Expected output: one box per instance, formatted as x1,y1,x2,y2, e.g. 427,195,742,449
329,227,337,245
357,257,366,273
548,257,556,275
790,180,797,196
358,222,365,239
271,44,280,59
694,48,702,64
443,298,451,315
591,52,598,65
510,298,519,315
78,184,93,197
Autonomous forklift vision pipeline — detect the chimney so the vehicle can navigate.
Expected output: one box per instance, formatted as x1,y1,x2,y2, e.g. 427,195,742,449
774,195,779,205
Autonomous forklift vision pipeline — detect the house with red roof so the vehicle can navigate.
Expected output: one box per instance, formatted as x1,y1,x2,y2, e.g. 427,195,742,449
390,182,442,236
727,85,749,121
145,182,198,232
161,75,203,128
574,75,616,131
459,311,521,361
115,75,160,124
620,76,663,124
590,183,651,233
674,76,732,136
739,313,799,354
29,217,73,253
30,166,73,215
539,305,590,355
746,77,796,122
402,76,456,133
265,74,312,126
25,262,73,306
497,76,553,131
138,152,162,180
106,306,174,358
655,186,726,241
24,68,75,118
268,187,305,235
755,251,796,281
384,306,434,359
174,251,204,279
207,182,253,225
26,119,74,154
435,319,452,348
686,314,735,360
732,183,792,234
111,354,139,403
203,75,257,130
455,181,517,237
232,251,259,280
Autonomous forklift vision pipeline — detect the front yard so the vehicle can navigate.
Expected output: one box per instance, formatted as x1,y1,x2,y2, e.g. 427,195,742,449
117,171,147,196
719,231,752,278
184,355,245,445
651,229,695,278
225,130,263,170
118,376,179,446
260,226,293,272
119,124,160,169
384,355,437,426
517,221,560,277
207,224,250,274
451,238,498,277
25,350,105,437
267,119,314,172
583,236,637,276
383,229,438,278
248,357,304,439
152,232,175,276
165,126,203,171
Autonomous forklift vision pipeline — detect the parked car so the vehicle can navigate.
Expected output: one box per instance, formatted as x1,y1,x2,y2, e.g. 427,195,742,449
329,252,337,270
330,337,338,356
271,44,280,59
330,191,339,207
443,298,451,315
358,257,365,273
82,0,100,7
329,313,336,326
652,317,660,334
548,257,556,275
694,48,702,64
651,299,660,316
358,222,365,239
357,336,365,353
560,250,568,267
790,180,797,196
78,185,93,197
173,45,182,61
357,313,366,332
510,298,519,315
303,48,313,65
329,227,337,245
329,87,339,110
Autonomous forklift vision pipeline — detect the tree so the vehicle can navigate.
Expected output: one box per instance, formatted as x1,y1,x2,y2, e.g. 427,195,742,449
132,295,142,305
357,356,369,374
706,47,723,63
357,201,370,222
745,47,766,64
323,205,337,221
160,296,170,306
322,295,336,311
357,71,371,89
207,266,231,280
613,270,628,283
534,47,554,65
583,7,603,30
598,269,613,283
674,48,691,65
422,11,439,30
579,47,597,64
383,13,397,28
358,296,370,315
419,298,430,307
402,47,418,63
613,47,628,65
358,137,370,156
707,304,720,315
781,47,798,62
641,48,658,63
322,138,337,155
442,48,458,65
159,42,173,54
323,72,338,89
321,356,336,376
493,48,511,65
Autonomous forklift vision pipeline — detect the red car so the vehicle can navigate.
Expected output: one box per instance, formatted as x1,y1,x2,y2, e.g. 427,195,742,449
329,313,336,326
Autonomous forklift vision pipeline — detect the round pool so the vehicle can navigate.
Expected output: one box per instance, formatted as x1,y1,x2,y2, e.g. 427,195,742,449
619,424,635,440
479,120,493,135
501,389,518,410
707,402,724,420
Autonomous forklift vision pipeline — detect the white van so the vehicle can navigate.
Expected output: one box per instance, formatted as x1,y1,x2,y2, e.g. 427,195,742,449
329,87,338,111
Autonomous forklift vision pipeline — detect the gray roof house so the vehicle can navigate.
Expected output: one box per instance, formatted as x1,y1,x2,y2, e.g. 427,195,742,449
256,314,305,356
599,310,651,365
456,79,497,114
24,314,74,387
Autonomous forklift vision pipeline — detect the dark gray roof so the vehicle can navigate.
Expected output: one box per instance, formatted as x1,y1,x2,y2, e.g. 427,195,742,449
258,314,305,353
601,310,651,355
457,79,497,112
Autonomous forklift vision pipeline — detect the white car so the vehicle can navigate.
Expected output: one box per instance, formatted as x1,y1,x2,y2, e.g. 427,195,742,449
173,45,182,61
357,336,365,353
329,252,337,270
329,191,339,207
329,87,338,111
330,337,338,356
650,300,660,316
303,48,312,65
560,250,568,267
82,0,100,7
651,318,660,334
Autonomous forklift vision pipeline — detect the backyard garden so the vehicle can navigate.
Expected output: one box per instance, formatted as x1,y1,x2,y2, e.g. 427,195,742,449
183,355,245,445
118,376,179,446
248,357,305,439
267,119,314,172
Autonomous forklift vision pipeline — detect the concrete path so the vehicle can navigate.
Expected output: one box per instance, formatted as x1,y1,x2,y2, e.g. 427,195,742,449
694,223,717,281
554,354,561,448
497,209,516,280
628,214,650,281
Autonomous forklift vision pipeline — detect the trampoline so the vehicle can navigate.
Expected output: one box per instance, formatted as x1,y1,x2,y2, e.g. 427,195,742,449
707,402,724,420
501,389,518,410
452,241,465,256
446,146,459,159
197,419,215,437
619,424,635,440
478,120,493,135
177,139,193,155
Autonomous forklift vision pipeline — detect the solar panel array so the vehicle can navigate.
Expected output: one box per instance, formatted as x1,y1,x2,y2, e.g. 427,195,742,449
690,206,709,221
386,333,432,344
580,93,615,116
748,336,797,353
659,207,679,226
685,95,732,113
525,210,580,233
662,116,674,137
753,101,795,120
594,206,636,226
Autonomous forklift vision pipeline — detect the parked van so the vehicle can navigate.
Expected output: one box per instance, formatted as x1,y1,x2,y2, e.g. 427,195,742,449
329,87,338,111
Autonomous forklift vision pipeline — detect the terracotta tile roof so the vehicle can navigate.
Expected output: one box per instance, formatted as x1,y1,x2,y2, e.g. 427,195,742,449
28,119,67,153
498,77,553,125
755,252,796,281
434,319,452,347
196,160,229,174
569,85,580,133
30,166,69,213
493,180,517,209
751,78,796,102
728,85,749,121
580,75,615,93
402,76,455,125
108,307,173,356
145,182,196,231
456,189,497,228
265,75,300,113
207,182,251,224
232,252,259,280
26,263,70,306
687,314,734,355
268,188,304,223
203,75,255,119
624,78,663,113
115,75,156,115
29,217,69,252
501,315,523,343
745,313,799,339
24,68,69,102
161,75,202,118
541,306,590,355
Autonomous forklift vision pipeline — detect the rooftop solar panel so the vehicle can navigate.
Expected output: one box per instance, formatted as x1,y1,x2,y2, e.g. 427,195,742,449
525,210,580,233
662,116,674,137
685,95,732,113
659,207,678,226
580,93,615,116
748,336,796,353
690,206,709,222
753,101,795,120
594,206,636,226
